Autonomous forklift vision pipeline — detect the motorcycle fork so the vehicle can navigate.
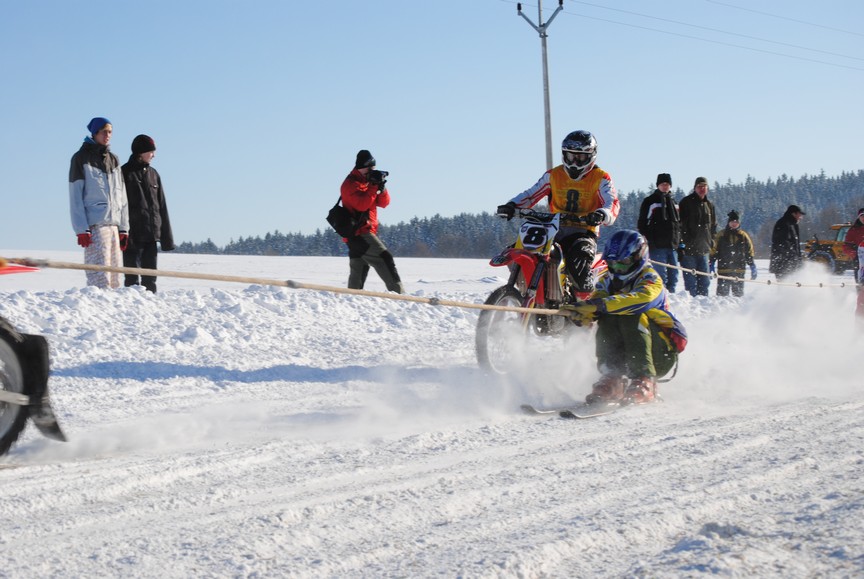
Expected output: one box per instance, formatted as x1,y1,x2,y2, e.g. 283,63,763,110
520,259,549,330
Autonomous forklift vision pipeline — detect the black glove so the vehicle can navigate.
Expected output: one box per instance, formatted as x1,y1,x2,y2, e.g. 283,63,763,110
497,202,517,220
583,211,605,226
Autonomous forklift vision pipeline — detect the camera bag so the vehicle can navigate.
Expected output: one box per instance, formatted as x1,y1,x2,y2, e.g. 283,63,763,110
326,196,367,238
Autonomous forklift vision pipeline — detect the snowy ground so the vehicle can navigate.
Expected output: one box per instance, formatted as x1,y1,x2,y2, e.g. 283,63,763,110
1,250,863,577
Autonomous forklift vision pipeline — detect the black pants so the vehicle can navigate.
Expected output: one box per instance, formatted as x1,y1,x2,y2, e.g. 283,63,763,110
346,233,404,293
557,230,598,293
123,242,159,293
716,276,744,297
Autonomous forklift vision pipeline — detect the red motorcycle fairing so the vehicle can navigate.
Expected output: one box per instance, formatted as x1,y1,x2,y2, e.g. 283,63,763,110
489,247,546,277
490,247,553,307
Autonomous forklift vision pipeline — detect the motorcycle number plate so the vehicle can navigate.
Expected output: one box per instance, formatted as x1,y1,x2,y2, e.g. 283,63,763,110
519,224,548,250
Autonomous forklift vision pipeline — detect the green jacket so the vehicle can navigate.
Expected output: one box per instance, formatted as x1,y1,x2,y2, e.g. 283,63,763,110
710,227,755,275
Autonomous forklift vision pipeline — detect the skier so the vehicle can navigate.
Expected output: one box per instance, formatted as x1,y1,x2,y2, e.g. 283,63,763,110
709,210,757,297
563,230,687,405
497,130,619,294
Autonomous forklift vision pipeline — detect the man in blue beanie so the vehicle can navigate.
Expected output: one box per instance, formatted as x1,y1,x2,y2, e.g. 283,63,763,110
69,117,129,288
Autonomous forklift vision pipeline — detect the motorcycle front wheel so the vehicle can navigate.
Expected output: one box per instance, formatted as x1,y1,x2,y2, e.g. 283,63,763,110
0,336,28,456
475,285,531,375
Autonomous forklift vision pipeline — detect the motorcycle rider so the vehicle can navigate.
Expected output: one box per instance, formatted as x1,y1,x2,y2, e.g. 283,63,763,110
563,230,688,404
497,130,619,294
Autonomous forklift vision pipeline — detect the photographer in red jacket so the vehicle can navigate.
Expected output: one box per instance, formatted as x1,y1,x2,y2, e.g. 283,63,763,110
340,150,404,293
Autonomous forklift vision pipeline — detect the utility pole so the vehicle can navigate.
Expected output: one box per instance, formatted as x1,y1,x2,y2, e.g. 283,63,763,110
517,0,564,170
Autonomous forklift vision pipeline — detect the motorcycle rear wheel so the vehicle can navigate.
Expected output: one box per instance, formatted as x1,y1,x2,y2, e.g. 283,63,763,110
0,337,28,456
475,285,529,374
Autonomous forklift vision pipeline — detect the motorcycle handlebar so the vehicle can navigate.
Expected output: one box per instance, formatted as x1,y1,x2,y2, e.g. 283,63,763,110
496,208,588,223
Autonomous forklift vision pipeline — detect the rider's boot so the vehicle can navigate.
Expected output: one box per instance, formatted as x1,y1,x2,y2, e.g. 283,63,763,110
622,376,657,405
585,375,626,404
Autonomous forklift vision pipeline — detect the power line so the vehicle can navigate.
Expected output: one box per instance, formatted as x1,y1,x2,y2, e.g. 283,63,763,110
705,0,864,38
558,6,864,72
500,0,864,72
568,0,864,62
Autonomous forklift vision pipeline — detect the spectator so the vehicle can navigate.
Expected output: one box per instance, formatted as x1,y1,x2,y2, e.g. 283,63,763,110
769,205,805,280
69,117,129,288
121,134,175,293
844,208,864,284
637,173,680,293
678,176,717,297
340,150,404,293
710,210,757,297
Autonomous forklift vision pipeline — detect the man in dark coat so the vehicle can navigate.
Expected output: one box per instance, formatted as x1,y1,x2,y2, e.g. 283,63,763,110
769,205,805,280
678,176,717,297
637,173,681,292
121,134,175,293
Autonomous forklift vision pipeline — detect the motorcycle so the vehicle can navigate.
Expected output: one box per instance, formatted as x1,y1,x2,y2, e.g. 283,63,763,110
475,208,605,375
0,316,66,457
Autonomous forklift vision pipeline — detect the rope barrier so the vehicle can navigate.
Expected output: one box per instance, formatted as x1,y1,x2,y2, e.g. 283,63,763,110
3,256,855,324
650,259,855,289
3,257,571,317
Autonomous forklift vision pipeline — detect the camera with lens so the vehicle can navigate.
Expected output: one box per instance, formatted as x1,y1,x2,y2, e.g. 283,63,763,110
368,170,389,186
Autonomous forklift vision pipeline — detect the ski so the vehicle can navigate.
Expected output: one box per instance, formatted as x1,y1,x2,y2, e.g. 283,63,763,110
560,396,663,419
523,396,662,419
521,402,618,417
559,402,621,419
521,403,580,415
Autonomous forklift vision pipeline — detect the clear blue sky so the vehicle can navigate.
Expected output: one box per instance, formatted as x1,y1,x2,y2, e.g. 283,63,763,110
2,0,862,251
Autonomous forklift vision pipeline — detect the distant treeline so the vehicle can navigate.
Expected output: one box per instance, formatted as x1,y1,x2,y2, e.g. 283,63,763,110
176,170,864,259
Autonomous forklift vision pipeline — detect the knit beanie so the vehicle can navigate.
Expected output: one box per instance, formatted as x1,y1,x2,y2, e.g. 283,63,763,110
727,210,740,223
656,173,672,186
87,117,112,135
694,176,708,187
858,208,864,217
131,134,156,155
355,149,376,169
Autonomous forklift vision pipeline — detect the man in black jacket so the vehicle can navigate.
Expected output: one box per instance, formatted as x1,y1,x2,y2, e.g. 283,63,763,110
637,173,681,292
769,205,805,281
121,134,175,292
678,176,717,297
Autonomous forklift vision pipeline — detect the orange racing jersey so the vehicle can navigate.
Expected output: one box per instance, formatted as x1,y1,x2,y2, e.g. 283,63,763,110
509,165,619,233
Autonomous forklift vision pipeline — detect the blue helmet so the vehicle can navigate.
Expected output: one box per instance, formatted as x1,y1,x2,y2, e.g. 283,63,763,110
602,230,648,282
